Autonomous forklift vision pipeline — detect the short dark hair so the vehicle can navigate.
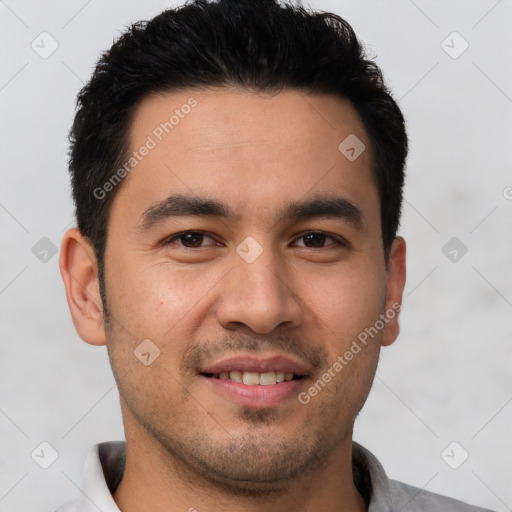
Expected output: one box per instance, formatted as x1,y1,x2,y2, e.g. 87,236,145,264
68,0,408,306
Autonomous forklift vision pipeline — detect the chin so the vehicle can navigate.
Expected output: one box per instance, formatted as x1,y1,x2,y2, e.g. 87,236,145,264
157,427,338,497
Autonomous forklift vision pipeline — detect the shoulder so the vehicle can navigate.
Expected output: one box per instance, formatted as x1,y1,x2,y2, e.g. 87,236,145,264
352,442,496,512
388,478,496,512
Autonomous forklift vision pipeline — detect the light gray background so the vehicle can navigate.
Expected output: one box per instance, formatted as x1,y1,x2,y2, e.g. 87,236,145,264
1,0,511,510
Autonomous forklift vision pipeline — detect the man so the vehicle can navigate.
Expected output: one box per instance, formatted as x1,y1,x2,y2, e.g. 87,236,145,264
57,0,494,510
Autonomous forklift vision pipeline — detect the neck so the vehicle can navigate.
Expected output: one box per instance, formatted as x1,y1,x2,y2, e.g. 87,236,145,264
112,426,367,512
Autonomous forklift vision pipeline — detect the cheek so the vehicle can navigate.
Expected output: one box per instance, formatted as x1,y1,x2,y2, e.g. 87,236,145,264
297,262,386,347
102,261,198,413
105,254,222,351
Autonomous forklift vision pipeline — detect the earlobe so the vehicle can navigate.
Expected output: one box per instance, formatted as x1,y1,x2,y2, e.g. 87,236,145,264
59,228,107,346
381,236,406,347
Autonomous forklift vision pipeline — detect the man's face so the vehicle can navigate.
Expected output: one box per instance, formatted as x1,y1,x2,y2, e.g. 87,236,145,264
99,87,403,492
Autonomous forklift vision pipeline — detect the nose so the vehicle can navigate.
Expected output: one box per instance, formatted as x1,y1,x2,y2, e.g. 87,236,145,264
215,247,303,334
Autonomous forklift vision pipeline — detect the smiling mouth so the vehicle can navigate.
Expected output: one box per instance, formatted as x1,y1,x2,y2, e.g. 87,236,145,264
201,371,305,385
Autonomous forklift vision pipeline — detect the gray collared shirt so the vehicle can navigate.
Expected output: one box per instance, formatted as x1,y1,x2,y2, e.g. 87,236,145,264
56,441,495,511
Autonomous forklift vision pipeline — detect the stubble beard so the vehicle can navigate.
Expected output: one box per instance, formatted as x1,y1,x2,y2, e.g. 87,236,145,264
105,314,380,498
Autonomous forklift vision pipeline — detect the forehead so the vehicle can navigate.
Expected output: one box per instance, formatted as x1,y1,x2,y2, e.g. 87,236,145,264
115,87,377,226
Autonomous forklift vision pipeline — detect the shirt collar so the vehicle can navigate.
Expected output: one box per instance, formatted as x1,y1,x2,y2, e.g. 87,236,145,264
75,440,392,510
76,441,125,512
353,441,393,511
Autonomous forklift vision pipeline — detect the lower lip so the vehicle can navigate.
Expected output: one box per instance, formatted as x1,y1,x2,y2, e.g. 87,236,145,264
201,375,306,408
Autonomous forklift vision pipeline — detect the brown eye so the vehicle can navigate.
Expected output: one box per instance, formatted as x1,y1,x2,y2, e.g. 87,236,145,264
303,233,326,247
179,232,205,247
165,231,217,248
295,232,342,248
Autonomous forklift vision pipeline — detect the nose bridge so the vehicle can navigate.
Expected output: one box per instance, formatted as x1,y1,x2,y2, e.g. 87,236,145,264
239,245,282,301
216,238,303,334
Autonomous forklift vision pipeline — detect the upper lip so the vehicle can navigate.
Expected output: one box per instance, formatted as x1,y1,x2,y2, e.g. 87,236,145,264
200,353,310,376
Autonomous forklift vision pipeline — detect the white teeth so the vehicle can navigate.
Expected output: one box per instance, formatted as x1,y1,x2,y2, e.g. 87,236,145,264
242,372,260,385
229,370,243,383
259,372,277,385
212,370,299,385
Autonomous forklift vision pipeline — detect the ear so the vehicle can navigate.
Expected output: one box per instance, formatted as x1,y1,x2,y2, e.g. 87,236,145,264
381,236,406,347
59,228,107,346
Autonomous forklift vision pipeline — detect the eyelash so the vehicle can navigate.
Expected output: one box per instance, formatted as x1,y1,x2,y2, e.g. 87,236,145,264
162,230,347,249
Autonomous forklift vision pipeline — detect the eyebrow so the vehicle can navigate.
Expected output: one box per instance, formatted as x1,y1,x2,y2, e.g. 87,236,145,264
137,194,364,232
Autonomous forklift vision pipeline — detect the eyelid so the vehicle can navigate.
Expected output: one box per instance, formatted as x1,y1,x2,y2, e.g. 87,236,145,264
292,230,348,248
161,230,348,249
162,230,220,247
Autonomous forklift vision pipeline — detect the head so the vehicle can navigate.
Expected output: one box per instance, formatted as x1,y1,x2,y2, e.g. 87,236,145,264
60,0,407,496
